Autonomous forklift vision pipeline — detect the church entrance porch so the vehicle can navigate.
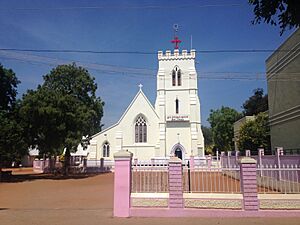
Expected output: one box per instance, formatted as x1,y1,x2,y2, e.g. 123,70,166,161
171,143,185,160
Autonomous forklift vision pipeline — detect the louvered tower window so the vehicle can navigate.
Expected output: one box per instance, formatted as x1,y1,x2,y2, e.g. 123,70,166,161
172,66,182,86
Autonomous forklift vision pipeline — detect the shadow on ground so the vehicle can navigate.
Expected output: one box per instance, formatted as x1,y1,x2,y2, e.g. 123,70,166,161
0,172,111,183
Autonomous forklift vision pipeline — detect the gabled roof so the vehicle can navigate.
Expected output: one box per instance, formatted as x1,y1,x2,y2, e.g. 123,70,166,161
91,88,159,138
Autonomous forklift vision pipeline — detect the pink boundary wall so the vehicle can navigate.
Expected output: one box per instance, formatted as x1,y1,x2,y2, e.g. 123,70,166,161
168,157,184,208
113,151,300,218
130,208,300,218
33,159,51,173
113,150,133,217
240,158,258,210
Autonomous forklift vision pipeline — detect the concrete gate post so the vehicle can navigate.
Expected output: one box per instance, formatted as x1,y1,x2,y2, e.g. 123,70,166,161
240,157,259,211
189,155,195,170
168,157,184,208
113,150,133,217
276,147,283,180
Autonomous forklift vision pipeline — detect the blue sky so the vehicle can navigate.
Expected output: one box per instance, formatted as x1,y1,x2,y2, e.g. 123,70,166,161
0,0,295,127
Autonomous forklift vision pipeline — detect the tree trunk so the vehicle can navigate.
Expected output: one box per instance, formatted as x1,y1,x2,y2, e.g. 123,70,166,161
43,154,46,173
0,160,2,182
49,155,55,173
64,148,70,176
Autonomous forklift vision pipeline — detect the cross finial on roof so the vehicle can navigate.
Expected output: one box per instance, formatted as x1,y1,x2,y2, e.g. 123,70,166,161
138,83,143,90
171,24,181,49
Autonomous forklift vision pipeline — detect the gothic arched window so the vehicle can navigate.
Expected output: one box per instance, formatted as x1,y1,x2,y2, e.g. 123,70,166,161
172,70,176,86
172,66,182,86
177,69,181,86
103,142,110,157
135,116,147,143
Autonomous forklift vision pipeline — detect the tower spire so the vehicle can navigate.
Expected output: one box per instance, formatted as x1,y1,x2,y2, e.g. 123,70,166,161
171,24,182,49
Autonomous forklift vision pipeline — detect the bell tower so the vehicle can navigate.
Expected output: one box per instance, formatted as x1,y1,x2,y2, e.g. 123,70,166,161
154,47,205,158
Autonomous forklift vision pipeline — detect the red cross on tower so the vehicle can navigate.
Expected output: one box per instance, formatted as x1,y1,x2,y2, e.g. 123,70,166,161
171,36,181,49
171,24,181,49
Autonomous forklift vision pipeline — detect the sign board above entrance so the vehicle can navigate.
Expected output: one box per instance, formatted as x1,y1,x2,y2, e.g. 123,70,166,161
166,115,189,122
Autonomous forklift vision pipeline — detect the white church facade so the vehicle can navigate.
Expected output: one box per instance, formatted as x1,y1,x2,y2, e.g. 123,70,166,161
86,49,205,162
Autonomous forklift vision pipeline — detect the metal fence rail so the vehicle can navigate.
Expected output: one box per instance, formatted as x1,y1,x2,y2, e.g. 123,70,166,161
183,164,241,193
130,160,300,194
131,161,169,193
85,159,114,172
257,164,300,194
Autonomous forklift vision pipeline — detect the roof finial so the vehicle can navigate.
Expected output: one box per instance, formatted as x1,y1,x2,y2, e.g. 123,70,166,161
138,83,143,90
171,24,181,49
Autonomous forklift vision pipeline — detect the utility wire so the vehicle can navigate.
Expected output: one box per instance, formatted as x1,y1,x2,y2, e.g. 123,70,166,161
0,48,299,54
0,3,245,11
1,55,299,81
0,49,155,55
1,51,299,81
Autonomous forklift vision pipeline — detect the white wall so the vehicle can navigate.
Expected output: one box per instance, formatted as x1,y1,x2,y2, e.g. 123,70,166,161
87,49,205,161
155,49,204,157
87,91,159,161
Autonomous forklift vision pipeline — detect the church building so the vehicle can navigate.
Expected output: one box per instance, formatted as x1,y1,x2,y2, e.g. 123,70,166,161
87,47,205,162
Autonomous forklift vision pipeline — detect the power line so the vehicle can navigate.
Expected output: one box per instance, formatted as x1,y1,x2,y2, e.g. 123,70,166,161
0,48,155,55
0,3,245,11
0,48,299,54
197,49,300,53
1,51,299,81
2,56,299,81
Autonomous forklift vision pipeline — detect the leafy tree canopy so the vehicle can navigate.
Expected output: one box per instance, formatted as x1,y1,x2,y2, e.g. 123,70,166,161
207,106,241,152
0,64,20,111
0,110,26,167
242,88,268,116
201,126,214,155
249,0,300,35
20,63,104,158
202,126,213,147
0,65,26,170
237,112,271,155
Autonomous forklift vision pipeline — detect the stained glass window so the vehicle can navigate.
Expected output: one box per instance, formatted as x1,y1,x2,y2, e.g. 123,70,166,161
103,142,110,157
135,116,147,143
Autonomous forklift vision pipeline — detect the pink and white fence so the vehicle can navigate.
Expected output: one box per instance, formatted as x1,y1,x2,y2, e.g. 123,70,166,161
257,164,300,193
113,151,300,218
182,164,241,193
131,161,169,193
33,159,53,173
221,148,300,169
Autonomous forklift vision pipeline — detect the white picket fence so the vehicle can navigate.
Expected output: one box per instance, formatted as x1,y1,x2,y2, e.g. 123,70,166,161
257,164,300,194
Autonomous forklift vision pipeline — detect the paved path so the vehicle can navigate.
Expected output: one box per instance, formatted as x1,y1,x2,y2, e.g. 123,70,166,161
0,172,299,225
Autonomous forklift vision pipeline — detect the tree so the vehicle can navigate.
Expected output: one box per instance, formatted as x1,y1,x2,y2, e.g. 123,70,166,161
0,110,26,167
249,0,300,35
237,112,271,155
207,107,241,152
242,88,268,116
0,64,20,111
0,64,26,180
201,126,213,154
20,63,104,174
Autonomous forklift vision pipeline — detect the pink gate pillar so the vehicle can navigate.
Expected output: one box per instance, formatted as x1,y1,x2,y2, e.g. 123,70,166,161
276,147,283,180
207,154,212,169
189,156,195,170
240,157,258,211
168,157,184,208
113,150,133,217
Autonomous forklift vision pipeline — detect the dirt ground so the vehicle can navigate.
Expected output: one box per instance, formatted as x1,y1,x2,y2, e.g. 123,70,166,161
0,169,299,225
